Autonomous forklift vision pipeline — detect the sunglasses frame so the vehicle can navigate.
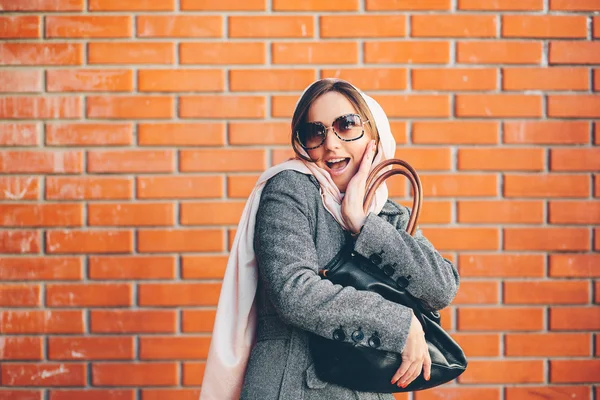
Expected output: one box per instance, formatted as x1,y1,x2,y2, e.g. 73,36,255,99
296,113,370,150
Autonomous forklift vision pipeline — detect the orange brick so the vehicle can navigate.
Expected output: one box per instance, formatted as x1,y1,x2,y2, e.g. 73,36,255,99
46,123,133,146
549,201,600,224
180,42,265,65
0,15,40,38
140,389,201,400
321,15,405,38
458,307,544,331
46,69,133,92
503,15,587,38
46,16,131,38
46,283,132,307
505,281,589,305
550,0,600,10
0,336,43,360
389,121,408,144
503,121,590,144
452,334,501,358
420,174,498,197
504,228,589,251
366,0,450,10
0,123,39,145
181,255,227,279
0,176,39,200
46,230,133,254
457,41,542,64
549,41,600,64
458,254,545,278
458,148,543,171
137,175,223,199
421,227,499,250
272,95,300,118
549,95,600,118
87,150,174,173
412,15,496,37
503,67,588,90
227,175,260,198
89,255,176,280
50,390,135,400
181,0,265,10
550,360,600,383
180,149,265,172
2,363,86,386
0,310,83,334
182,363,205,386
459,360,544,383
549,254,600,278
271,149,296,165
453,281,498,304
229,122,289,145
0,284,40,307
458,200,543,224
138,69,223,92
46,176,132,200
137,229,224,252
321,68,407,90
365,41,449,64
505,174,589,198
180,202,245,225
179,95,265,118
374,95,450,117
595,17,600,38
139,283,221,306
550,307,600,330
91,310,176,333
415,387,500,400
406,200,451,224
595,68,600,90
596,174,600,197
552,148,600,171
138,123,224,146
87,96,173,119
412,121,498,144
89,203,174,226
505,387,591,400
230,69,315,92
88,42,173,64
412,68,496,91
458,0,543,10
137,15,221,37
393,148,451,170
456,94,542,117
140,337,210,359
0,0,83,10
230,16,313,38
0,43,82,65
506,333,590,357
0,97,81,119
273,42,358,64
0,204,82,227
92,363,177,386
0,151,82,173
0,70,42,93
0,257,82,281
89,0,174,10
274,0,357,10
182,310,217,332
49,337,134,360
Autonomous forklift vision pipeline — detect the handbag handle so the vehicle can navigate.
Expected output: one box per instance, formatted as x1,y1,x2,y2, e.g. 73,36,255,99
362,159,423,236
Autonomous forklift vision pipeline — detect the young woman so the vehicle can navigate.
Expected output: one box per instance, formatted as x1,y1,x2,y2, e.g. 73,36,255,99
200,79,459,400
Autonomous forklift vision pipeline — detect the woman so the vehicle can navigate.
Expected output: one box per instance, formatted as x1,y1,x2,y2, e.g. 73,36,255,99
200,79,459,400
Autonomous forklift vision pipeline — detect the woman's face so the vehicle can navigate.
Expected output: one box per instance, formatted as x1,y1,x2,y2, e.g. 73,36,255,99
305,91,373,193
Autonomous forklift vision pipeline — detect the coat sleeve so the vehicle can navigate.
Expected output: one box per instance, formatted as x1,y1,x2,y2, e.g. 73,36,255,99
352,202,460,311
254,171,414,354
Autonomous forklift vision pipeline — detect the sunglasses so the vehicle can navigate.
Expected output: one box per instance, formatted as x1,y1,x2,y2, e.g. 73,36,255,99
296,113,369,150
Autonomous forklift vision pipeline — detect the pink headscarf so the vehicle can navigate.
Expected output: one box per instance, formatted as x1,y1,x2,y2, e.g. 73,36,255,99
199,80,397,399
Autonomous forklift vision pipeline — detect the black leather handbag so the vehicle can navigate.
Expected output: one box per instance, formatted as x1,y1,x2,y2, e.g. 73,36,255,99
309,159,467,393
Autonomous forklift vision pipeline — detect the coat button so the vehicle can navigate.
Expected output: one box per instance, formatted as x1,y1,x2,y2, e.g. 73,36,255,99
383,265,394,276
369,254,382,265
396,276,410,288
351,328,364,342
368,335,381,349
333,328,346,341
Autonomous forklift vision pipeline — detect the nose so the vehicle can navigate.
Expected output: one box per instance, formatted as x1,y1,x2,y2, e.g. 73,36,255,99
322,127,341,150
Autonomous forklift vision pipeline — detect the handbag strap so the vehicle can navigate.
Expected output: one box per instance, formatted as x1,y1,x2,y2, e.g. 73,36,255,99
363,159,423,236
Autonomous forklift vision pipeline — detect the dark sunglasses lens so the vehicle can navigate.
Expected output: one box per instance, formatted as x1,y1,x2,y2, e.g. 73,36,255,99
298,123,325,148
334,114,363,138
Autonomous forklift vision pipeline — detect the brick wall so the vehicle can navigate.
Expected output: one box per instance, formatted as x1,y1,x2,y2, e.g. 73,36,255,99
0,0,599,399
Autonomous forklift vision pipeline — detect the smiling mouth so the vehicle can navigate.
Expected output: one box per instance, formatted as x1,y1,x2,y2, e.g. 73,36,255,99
325,158,350,171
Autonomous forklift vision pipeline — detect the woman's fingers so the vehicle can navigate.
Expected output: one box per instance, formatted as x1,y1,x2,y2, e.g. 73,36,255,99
423,349,432,381
358,140,377,177
390,359,411,385
396,361,421,388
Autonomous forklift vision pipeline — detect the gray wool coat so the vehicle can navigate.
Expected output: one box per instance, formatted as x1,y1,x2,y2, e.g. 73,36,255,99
240,170,460,400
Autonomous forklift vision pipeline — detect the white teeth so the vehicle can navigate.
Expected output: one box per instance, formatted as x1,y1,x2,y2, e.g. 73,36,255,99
327,158,346,163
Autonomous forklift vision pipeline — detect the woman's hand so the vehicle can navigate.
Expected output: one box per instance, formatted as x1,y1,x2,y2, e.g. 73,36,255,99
391,313,431,388
341,140,377,234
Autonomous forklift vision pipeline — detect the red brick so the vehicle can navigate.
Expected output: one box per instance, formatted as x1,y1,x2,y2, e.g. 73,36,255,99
273,42,358,64
1,363,86,386
459,148,543,171
550,307,600,330
230,69,315,92
420,174,498,197
321,15,405,38
458,307,544,331
0,336,43,360
0,310,83,334
229,122,289,145
503,121,590,144
0,257,81,281
180,149,265,172
46,176,132,200
0,69,43,92
459,360,544,383
413,15,496,37
413,121,498,144
0,122,38,144
90,310,176,333
0,284,40,307
139,283,221,306
138,123,224,146
365,41,449,64
0,391,41,400
50,390,135,400
0,150,83,172
88,42,173,64
0,97,81,119
452,334,500,357
550,0,600,10
505,387,591,400
137,15,221,38
503,15,587,38
0,204,82,227
179,95,264,118
458,0,543,10
181,255,227,279
46,16,131,38
230,16,313,38
0,0,83,10
549,254,600,278
374,95,450,117
413,68,496,91
182,363,205,386
137,175,223,199
505,280,589,305
46,123,133,145
549,41,600,64
453,281,498,304
0,16,39,38
92,363,177,386
87,150,174,173
89,203,174,226
421,227,498,250
48,336,134,360
505,228,589,251
89,256,176,280
227,175,260,198
181,0,265,10
182,310,217,332
549,95,600,118
366,0,450,10
595,17,600,38
137,229,224,253
141,389,201,400
503,67,588,90
506,333,590,357
595,68,600,90
0,231,40,254
89,0,174,10
458,254,544,278
550,360,600,383
47,69,133,92
274,0,357,10
0,176,39,200
138,69,223,92
87,96,173,119
46,230,133,254
457,41,542,64
321,68,407,90
139,337,210,359
596,174,600,197
504,174,590,198
415,387,500,400
0,43,82,65
458,200,543,224
456,94,542,117
180,42,265,65
549,201,600,224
